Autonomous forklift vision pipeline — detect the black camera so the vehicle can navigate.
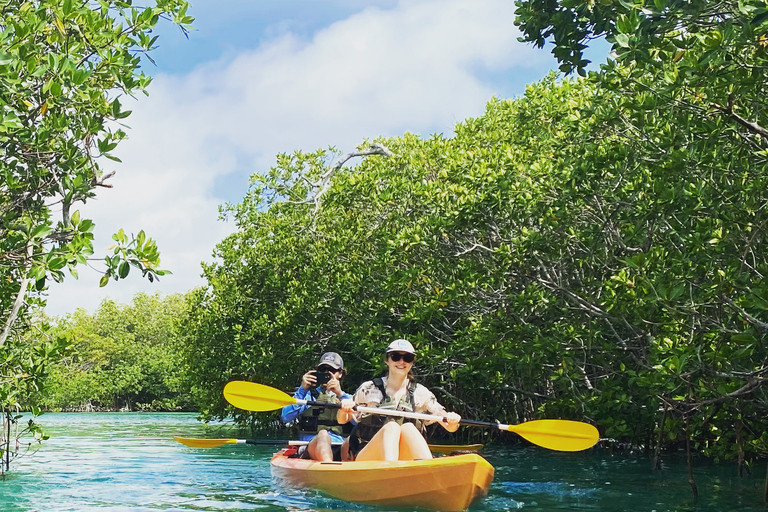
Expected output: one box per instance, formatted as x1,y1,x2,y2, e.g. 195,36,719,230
314,369,332,386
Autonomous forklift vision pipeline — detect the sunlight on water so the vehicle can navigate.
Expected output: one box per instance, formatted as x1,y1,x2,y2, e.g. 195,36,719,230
0,413,765,512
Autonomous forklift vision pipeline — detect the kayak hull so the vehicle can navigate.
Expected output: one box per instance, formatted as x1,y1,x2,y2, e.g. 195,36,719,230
270,448,494,511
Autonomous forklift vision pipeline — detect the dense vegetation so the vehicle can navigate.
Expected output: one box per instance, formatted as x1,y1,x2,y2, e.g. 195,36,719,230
32,293,195,412
1,0,191,473
179,0,768,472
179,69,767,465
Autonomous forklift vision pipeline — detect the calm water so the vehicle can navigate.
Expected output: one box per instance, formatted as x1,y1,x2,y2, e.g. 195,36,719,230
1,413,765,511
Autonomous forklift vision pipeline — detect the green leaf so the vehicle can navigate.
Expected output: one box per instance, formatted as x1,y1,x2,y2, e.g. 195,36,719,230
79,219,95,232
30,225,53,240
48,257,67,271
751,9,768,27
730,334,757,343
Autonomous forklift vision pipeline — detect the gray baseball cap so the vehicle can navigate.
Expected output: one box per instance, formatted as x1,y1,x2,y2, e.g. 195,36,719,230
318,352,344,370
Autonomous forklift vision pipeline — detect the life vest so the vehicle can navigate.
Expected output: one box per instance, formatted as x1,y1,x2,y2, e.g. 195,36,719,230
352,377,421,445
298,388,348,436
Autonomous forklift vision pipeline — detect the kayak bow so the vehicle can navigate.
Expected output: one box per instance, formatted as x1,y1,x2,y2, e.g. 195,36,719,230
270,446,494,511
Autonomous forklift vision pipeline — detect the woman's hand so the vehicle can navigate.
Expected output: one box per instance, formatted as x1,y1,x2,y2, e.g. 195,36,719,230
336,398,357,424
441,412,462,432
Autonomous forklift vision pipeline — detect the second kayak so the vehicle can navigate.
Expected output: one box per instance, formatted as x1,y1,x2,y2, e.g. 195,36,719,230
270,446,494,511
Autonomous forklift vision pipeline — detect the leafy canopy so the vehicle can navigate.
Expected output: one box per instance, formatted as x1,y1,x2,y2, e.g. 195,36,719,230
1,0,192,473
1,0,191,346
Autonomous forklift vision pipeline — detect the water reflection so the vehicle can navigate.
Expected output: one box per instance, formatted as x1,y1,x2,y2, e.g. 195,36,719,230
2,413,765,512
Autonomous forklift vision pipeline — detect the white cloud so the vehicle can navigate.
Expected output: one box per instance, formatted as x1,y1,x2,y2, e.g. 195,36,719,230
43,0,553,317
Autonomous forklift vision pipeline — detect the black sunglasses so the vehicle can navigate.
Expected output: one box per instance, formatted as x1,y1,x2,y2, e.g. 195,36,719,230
388,352,415,363
317,366,337,373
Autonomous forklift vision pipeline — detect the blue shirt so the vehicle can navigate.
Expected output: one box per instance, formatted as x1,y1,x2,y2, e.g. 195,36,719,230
280,386,353,442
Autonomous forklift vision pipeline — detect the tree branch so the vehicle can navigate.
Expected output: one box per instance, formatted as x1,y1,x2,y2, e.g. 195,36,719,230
723,295,768,333
0,243,33,348
711,101,768,139
307,143,394,212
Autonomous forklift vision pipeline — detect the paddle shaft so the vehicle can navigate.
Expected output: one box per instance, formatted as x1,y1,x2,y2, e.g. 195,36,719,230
175,436,480,452
220,439,291,445
299,398,460,425
245,439,341,446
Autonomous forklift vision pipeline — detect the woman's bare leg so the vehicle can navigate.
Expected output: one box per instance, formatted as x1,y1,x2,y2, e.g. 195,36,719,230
355,421,401,461
398,422,432,460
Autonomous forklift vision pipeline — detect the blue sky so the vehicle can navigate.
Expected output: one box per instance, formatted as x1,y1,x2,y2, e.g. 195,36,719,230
44,0,609,317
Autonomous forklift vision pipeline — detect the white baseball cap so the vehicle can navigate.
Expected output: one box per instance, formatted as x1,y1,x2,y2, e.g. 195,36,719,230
385,338,416,355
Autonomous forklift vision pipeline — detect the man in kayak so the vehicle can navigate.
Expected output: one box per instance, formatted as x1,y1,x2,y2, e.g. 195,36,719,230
337,339,461,461
281,351,353,461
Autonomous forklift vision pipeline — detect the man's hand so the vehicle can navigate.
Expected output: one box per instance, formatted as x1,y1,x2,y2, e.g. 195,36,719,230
326,374,343,396
301,370,317,390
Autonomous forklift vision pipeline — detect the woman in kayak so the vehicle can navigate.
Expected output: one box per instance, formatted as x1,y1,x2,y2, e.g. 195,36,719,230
337,339,461,461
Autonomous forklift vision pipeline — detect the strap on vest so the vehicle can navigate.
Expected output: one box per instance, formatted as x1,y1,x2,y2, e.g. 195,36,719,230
297,388,348,436
373,377,416,423
352,377,420,449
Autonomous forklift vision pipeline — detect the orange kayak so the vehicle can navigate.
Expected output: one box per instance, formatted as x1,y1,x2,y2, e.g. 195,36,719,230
270,446,494,511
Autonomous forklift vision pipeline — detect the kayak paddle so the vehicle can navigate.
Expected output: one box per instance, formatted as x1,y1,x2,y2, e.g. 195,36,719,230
173,435,481,453
173,436,341,448
174,436,302,448
223,380,599,452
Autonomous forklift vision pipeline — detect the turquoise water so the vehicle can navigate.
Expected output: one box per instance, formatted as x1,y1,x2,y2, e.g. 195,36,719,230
1,413,765,511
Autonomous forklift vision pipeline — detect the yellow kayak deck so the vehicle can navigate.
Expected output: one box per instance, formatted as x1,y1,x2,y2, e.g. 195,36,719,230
270,447,494,511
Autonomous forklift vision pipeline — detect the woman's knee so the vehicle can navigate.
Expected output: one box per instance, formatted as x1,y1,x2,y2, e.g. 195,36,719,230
380,421,402,435
400,422,421,436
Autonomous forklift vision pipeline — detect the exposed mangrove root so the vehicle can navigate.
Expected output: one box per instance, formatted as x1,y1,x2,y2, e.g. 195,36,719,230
736,415,750,477
652,406,668,470
685,412,698,500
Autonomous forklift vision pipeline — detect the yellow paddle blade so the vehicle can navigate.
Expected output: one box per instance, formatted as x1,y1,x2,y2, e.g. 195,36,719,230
507,419,599,452
223,381,297,411
174,436,236,448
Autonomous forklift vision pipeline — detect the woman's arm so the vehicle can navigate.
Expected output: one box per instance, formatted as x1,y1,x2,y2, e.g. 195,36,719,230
415,384,461,432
